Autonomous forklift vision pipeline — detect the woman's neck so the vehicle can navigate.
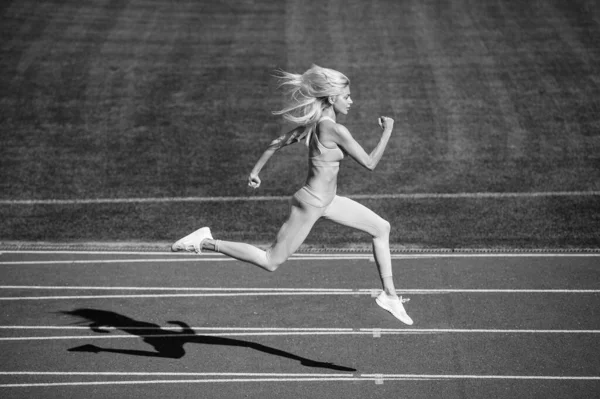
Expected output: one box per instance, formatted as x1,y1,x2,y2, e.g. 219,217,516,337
321,108,337,122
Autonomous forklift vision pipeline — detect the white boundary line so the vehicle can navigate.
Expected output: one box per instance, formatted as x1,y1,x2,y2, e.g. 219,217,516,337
0,372,352,376
0,252,227,259
0,256,371,265
0,333,361,340
1,190,599,205
0,259,234,265
0,286,354,291
1,373,599,388
1,253,599,265
2,251,599,256
1,328,599,340
1,371,597,379
0,326,598,334
1,288,599,300
0,326,355,331
1,286,599,293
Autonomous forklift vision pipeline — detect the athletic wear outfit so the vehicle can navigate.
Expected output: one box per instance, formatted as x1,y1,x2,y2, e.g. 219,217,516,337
172,116,413,325
265,116,392,269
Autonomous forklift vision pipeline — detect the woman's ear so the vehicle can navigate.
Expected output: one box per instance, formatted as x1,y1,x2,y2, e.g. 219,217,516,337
328,95,336,105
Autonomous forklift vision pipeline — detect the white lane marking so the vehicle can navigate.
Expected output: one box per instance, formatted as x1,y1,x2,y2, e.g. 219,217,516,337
0,326,599,334
0,255,373,265
1,190,599,205
0,259,234,265
1,329,599,341
1,371,597,379
2,292,359,300
0,371,352,376
3,333,357,340
361,374,600,380
0,378,357,388
1,373,599,388
1,286,599,293
0,326,355,331
0,250,226,256
1,251,599,258
0,288,598,301
0,290,600,301
1,253,599,266
0,286,353,291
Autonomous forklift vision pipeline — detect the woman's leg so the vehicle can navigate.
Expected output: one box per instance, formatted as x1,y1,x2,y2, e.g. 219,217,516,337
203,198,323,272
322,196,413,324
322,196,396,295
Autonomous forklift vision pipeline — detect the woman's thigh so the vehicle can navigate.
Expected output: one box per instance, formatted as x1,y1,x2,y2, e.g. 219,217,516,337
267,197,325,264
322,196,389,238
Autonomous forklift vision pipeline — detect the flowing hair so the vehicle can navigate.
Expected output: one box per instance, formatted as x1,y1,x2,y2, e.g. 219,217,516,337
272,65,350,144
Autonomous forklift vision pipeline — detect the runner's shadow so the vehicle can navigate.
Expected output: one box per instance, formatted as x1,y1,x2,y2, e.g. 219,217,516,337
62,308,356,372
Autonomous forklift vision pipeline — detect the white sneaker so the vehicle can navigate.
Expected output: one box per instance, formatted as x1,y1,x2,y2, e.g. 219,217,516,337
171,227,213,253
375,292,414,325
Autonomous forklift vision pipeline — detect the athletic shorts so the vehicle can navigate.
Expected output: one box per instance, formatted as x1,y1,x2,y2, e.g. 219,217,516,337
292,185,336,208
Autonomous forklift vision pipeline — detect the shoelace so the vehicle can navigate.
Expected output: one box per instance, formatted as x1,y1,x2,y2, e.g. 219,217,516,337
399,296,410,303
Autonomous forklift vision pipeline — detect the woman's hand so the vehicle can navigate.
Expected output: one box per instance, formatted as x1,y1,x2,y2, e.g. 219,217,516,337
248,173,261,189
378,116,394,132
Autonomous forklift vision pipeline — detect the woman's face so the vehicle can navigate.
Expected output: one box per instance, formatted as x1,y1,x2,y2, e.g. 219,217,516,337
332,86,353,115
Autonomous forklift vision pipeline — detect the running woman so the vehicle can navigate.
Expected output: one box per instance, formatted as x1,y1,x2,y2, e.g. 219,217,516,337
172,65,413,325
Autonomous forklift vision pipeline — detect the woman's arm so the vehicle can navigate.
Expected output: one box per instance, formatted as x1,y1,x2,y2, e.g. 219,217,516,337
248,126,304,188
331,117,394,171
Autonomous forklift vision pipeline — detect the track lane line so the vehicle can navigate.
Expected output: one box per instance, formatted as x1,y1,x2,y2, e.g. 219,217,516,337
2,371,598,379
0,286,354,291
1,374,599,388
1,253,599,262
0,288,599,301
1,286,599,293
0,371,353,377
1,329,600,340
0,326,599,333
1,190,598,205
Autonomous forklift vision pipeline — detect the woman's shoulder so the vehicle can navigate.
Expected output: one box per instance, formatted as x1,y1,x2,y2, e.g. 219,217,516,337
316,121,347,148
320,120,349,136
316,118,338,135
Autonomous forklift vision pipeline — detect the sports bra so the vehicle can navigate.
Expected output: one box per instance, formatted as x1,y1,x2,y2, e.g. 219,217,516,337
309,116,345,164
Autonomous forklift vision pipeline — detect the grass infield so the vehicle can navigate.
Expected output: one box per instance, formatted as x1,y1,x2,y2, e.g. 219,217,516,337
1,0,599,248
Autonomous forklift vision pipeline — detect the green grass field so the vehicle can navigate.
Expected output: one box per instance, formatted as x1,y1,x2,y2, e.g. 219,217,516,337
1,0,599,249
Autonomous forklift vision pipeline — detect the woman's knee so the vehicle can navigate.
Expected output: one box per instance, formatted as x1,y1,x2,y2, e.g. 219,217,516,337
374,218,391,239
264,251,288,272
265,260,282,272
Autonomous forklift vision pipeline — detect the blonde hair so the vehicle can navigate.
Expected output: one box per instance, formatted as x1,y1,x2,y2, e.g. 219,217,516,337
272,64,350,127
